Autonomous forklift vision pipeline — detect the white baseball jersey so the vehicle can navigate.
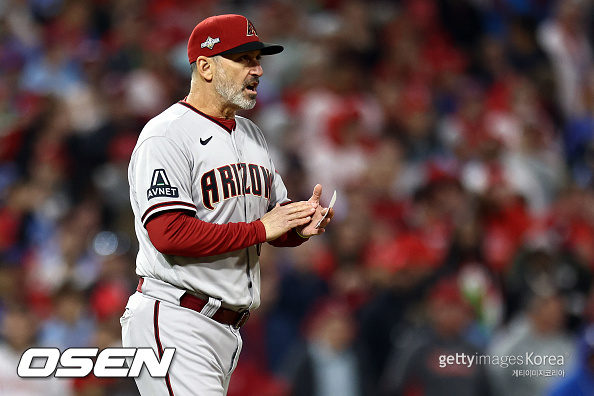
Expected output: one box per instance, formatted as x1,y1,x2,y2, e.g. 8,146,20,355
128,100,290,310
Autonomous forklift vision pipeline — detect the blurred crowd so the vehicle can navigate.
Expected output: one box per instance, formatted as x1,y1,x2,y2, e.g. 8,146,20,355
1,0,594,395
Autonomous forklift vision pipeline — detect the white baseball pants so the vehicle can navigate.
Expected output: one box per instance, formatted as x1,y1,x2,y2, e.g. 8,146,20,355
121,278,243,396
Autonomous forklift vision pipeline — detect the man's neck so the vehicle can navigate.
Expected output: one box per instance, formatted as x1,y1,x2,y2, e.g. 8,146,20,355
185,91,236,120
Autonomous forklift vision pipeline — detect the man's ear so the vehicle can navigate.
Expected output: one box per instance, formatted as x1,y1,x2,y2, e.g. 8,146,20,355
196,56,214,82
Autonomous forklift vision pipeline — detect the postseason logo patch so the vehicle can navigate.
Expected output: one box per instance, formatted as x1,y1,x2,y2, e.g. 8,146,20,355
147,169,179,200
201,36,220,50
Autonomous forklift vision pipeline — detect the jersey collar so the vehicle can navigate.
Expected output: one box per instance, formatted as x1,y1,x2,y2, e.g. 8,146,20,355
178,100,237,133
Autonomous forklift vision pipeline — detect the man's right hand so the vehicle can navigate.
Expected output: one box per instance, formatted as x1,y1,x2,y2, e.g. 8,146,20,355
260,202,316,241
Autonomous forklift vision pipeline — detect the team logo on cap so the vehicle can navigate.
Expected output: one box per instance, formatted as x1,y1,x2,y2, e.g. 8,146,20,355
200,36,221,50
246,20,257,36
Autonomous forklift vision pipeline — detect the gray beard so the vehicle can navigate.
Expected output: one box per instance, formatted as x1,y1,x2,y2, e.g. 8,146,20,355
214,67,256,110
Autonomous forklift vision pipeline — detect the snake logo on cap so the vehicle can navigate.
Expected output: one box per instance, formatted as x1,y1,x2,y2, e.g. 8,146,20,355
246,20,257,37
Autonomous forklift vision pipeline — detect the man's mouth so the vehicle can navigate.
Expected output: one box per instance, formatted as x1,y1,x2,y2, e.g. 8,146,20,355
245,80,259,94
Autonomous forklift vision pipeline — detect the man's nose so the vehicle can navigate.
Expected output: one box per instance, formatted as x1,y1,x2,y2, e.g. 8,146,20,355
251,62,263,77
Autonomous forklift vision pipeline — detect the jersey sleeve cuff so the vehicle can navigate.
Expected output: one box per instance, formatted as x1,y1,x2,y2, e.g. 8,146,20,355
141,201,197,226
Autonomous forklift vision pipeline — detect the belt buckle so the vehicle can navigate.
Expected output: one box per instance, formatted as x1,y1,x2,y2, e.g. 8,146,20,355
233,310,250,329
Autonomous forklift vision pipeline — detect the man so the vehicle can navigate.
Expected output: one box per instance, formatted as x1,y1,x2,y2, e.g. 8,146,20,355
121,14,334,396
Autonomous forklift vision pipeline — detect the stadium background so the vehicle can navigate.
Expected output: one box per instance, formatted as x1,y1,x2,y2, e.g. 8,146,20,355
1,0,594,395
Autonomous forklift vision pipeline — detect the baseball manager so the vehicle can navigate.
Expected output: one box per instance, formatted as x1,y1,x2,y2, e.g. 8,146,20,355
121,14,334,396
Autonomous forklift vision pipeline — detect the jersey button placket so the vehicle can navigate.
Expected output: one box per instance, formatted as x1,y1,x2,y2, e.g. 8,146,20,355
231,130,255,309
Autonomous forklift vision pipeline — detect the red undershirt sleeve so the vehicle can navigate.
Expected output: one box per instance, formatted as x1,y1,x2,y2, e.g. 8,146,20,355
146,210,309,257
146,211,267,257
267,228,309,248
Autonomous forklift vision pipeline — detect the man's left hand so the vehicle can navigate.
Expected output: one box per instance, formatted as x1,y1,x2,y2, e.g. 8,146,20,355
296,184,335,238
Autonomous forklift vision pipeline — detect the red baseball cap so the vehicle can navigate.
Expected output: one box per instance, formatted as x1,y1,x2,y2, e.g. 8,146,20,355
187,14,284,64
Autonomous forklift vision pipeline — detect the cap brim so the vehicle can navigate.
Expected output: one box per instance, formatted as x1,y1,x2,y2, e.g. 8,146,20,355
218,41,284,56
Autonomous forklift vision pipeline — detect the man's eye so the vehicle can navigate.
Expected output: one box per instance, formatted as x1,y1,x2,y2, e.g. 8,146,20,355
235,54,260,64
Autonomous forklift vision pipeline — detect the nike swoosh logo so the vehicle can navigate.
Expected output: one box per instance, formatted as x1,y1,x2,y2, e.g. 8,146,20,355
200,136,213,145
